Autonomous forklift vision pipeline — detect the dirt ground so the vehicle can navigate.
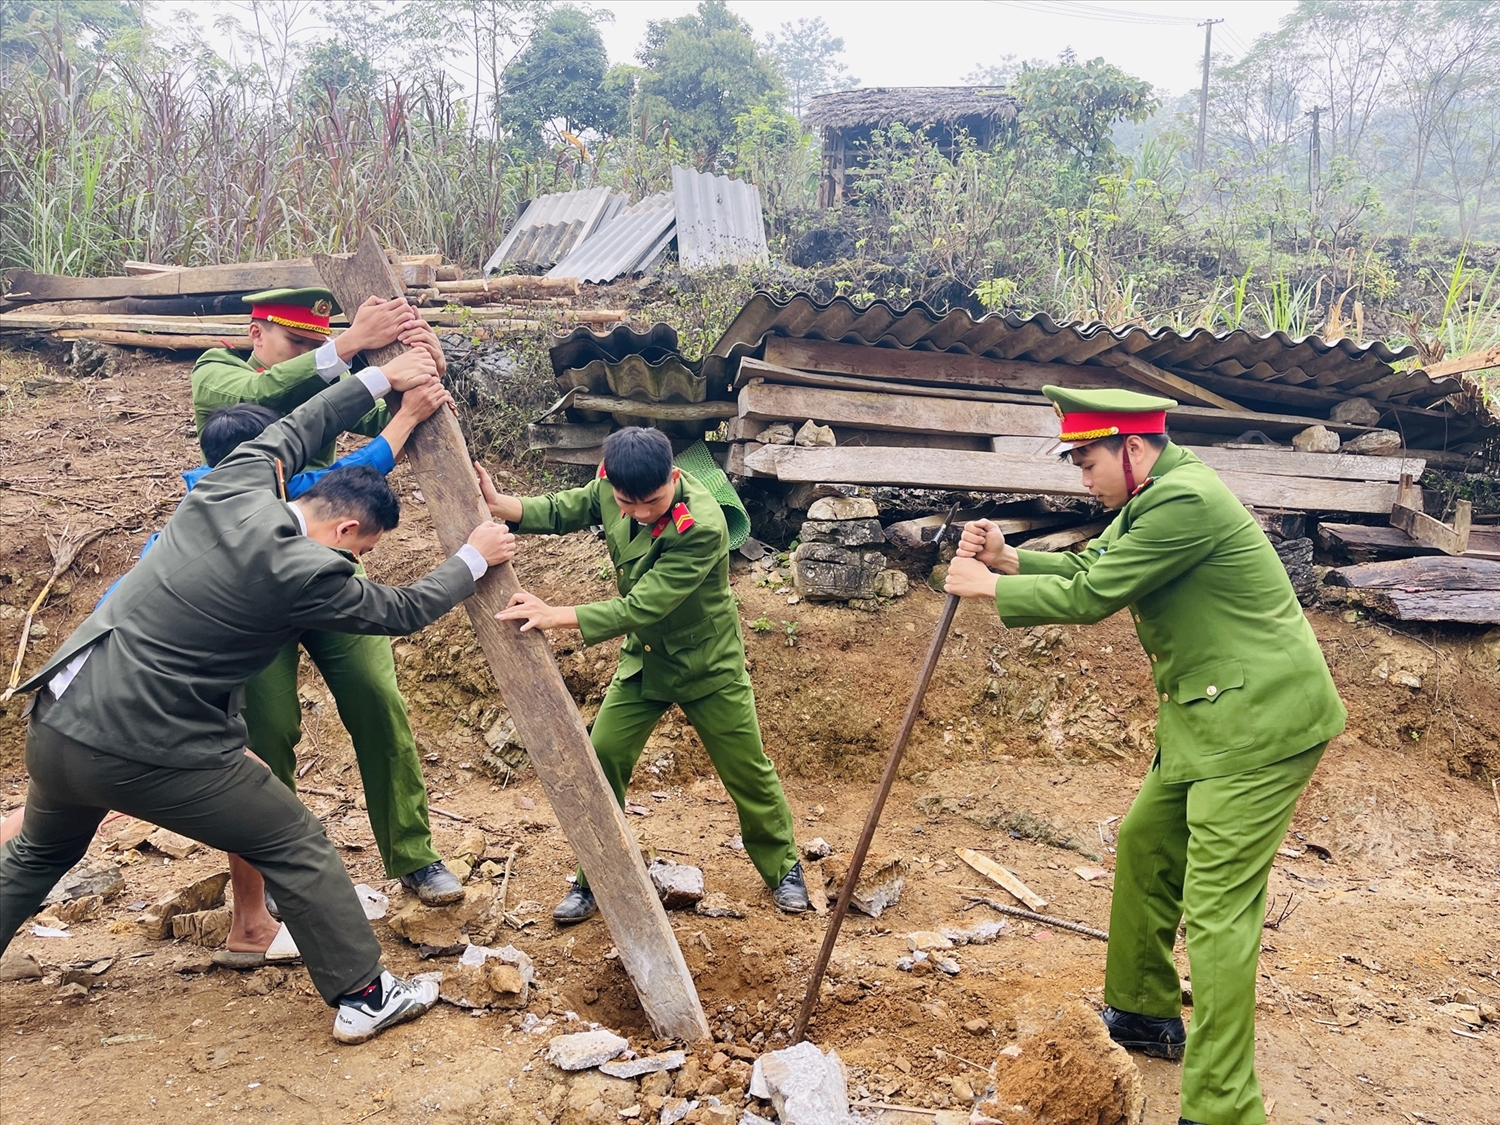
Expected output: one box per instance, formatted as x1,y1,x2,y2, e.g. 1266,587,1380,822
1,347,1497,1125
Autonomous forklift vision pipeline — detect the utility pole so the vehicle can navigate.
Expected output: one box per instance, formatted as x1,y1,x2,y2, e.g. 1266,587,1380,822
1308,105,1324,218
1195,18,1224,172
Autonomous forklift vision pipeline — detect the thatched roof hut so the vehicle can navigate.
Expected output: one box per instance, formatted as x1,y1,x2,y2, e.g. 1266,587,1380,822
804,87,1020,207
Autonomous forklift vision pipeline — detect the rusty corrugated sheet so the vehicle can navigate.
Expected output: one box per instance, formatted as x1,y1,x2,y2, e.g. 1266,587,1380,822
547,193,676,283
671,166,769,272
484,187,624,273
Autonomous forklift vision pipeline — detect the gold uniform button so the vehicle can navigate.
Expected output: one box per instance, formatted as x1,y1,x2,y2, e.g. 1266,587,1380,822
1151,654,1158,663
643,644,652,652
1161,692,1169,702
1206,685,1218,697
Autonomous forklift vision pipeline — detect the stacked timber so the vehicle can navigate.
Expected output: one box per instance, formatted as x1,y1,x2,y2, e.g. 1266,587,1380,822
1,257,625,350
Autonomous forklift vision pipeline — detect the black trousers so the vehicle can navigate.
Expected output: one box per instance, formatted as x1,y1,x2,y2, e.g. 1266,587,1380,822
0,701,383,1005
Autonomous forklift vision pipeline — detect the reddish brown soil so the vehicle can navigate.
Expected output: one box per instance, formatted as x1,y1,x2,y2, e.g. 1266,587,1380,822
1,349,1497,1124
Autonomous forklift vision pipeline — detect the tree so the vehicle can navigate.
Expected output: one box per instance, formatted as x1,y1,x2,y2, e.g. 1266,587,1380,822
1,0,142,72
499,7,623,148
297,39,378,104
763,17,855,118
1014,52,1157,177
636,0,782,168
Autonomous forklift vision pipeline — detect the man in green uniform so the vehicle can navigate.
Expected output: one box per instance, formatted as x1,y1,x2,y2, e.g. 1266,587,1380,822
191,288,463,921
476,426,808,921
944,387,1346,1125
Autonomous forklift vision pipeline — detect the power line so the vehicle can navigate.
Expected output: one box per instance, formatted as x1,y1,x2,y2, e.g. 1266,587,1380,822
988,1,1201,27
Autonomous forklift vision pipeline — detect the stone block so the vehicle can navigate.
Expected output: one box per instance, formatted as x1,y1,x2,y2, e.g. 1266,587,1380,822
386,885,495,950
138,872,229,940
799,518,884,547
1341,428,1401,455
792,542,886,602
807,496,878,521
171,908,232,948
872,569,909,598
794,420,835,447
1291,425,1340,453
547,1029,629,1071
820,853,906,917
649,861,705,909
1330,398,1381,425
748,1041,852,1125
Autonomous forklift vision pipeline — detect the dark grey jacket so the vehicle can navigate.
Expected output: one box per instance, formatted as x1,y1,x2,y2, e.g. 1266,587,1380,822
20,377,474,768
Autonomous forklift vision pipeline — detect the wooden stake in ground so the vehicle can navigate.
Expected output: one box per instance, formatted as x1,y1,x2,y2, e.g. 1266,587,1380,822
314,232,710,1042
3,524,108,700
793,505,963,1044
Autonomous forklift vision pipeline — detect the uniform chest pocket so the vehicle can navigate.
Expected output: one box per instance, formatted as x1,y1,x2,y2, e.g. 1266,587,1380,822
662,616,718,655
1176,658,1244,704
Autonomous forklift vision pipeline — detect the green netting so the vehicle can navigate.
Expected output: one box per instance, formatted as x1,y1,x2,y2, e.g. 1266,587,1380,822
674,440,750,550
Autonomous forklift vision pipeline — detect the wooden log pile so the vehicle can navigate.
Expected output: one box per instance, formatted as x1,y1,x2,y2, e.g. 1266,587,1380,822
1,256,627,350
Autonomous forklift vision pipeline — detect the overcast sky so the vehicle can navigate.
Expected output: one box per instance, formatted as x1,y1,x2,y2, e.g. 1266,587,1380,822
596,1,1296,100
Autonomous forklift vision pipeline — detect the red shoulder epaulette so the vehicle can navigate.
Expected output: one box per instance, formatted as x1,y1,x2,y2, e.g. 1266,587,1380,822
1131,477,1155,497
597,463,608,480
670,501,694,533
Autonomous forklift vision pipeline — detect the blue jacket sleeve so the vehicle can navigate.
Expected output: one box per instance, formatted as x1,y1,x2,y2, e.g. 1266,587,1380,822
286,436,395,499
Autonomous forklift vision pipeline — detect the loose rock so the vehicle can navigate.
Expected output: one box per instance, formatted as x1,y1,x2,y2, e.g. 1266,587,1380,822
600,1050,687,1079
1329,398,1381,425
139,872,230,940
386,885,496,950
440,942,534,1009
821,853,906,917
1291,425,1340,453
807,496,879,521
146,828,200,859
0,951,43,981
171,908,232,948
1341,428,1402,455
794,420,835,448
649,861,705,909
872,569,909,598
44,860,124,906
762,423,795,446
748,1041,852,1125
694,892,746,919
801,838,832,860
907,931,954,952
547,1029,630,1071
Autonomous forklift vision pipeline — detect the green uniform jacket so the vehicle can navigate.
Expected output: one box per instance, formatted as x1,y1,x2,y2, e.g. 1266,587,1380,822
19,377,474,769
191,347,389,469
994,443,1346,783
517,470,743,704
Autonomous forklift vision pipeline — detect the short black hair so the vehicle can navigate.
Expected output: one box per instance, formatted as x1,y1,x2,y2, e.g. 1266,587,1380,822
299,465,401,533
1062,432,1169,460
602,426,674,500
201,403,281,467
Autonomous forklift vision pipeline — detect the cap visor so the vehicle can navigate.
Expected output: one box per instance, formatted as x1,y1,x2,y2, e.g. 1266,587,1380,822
1041,438,1080,457
281,324,332,343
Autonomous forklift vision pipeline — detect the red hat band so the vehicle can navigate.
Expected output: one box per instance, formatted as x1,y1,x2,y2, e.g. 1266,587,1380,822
250,300,332,336
1057,409,1168,444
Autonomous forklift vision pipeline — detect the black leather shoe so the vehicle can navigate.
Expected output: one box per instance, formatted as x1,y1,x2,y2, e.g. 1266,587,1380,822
264,889,281,920
552,886,597,924
773,861,810,913
400,860,465,906
1101,1005,1186,1060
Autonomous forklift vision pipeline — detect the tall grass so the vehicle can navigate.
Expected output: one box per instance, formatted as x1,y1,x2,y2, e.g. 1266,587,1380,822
0,41,530,272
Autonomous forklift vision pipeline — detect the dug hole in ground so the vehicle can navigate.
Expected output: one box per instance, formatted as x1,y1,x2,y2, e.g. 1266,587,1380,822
0,348,1497,1125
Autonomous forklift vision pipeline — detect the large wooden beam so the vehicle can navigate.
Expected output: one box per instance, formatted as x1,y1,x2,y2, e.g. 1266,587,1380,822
1390,474,1471,555
1327,557,1500,590
1424,344,1500,379
740,444,1402,513
761,336,1122,393
315,232,710,1042
739,380,1057,437
1098,353,1249,412
1357,588,1500,624
1317,522,1500,563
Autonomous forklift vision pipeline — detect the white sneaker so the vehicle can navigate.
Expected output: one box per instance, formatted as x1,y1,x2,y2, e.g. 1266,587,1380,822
332,971,438,1044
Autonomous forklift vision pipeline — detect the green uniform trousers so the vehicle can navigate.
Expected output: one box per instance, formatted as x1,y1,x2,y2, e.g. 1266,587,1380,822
1,703,384,1005
243,630,440,879
576,672,798,891
1106,741,1326,1125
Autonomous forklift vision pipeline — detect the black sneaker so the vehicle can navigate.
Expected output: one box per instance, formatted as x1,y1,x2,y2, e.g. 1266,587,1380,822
552,886,597,924
399,860,465,906
332,971,438,1044
773,861,810,913
1101,1005,1186,1060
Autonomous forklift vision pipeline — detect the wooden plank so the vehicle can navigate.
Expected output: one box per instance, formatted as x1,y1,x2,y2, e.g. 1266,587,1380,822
1,312,262,334
1317,522,1500,563
1016,519,1112,552
955,848,1048,911
761,336,1119,393
50,329,251,350
1391,474,1471,555
1424,345,1500,379
526,421,615,450
5,260,331,300
1100,353,1248,412
738,380,1057,437
991,434,1422,482
735,357,1048,405
1360,588,1500,624
122,260,182,276
573,394,737,422
315,232,710,1043
1327,557,1500,590
430,277,579,297
742,445,1402,513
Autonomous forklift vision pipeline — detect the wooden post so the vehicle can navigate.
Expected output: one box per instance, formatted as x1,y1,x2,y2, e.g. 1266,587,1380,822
315,232,710,1042
1391,473,1472,556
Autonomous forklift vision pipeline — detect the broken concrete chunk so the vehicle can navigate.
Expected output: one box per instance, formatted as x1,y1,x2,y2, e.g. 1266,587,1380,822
145,828,200,859
821,853,906,918
1341,428,1401,455
748,1041,852,1125
793,420,835,448
762,422,795,446
907,931,954,952
386,885,494,950
694,892,746,919
138,872,229,940
44,860,124,906
807,496,878,521
649,861,705,909
1291,425,1340,453
546,1029,630,1071
600,1050,687,1079
799,519,884,548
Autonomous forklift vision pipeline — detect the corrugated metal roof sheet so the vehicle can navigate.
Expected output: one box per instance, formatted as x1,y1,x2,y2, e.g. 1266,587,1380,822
484,187,624,273
671,166,769,272
547,193,676,283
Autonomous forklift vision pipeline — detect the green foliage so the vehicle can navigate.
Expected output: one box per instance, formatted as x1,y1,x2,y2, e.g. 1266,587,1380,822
0,0,141,70
751,615,773,633
637,0,783,168
297,40,378,105
731,100,818,228
1014,53,1157,182
763,17,855,118
499,7,623,149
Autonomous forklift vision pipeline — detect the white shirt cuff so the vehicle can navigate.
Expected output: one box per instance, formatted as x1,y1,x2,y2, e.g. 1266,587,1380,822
455,543,489,580
314,338,349,382
355,367,390,399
